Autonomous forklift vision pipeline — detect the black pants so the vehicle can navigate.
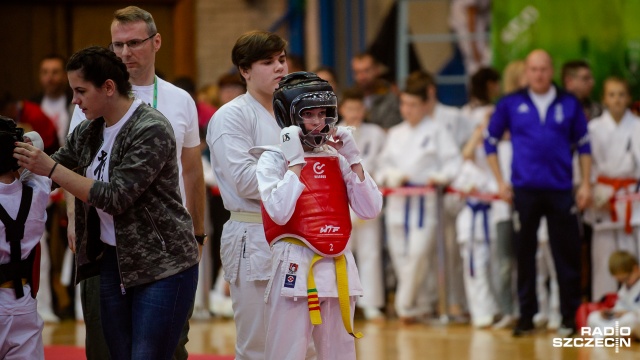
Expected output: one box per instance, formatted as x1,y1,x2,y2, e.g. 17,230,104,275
513,188,581,324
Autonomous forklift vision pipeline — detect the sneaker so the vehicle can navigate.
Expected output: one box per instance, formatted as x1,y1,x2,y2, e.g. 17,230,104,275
512,318,535,337
493,314,515,329
557,319,576,337
38,310,60,323
532,313,548,328
547,314,562,331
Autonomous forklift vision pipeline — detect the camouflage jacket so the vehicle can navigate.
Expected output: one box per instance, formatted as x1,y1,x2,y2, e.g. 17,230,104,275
52,104,199,288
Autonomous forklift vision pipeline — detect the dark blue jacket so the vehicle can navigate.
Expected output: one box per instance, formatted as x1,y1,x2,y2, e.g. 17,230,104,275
484,87,590,190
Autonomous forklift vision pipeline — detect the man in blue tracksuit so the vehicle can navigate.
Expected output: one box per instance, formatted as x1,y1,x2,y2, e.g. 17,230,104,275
484,49,592,337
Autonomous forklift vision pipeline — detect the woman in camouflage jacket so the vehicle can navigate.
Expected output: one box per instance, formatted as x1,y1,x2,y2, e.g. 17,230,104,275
14,46,199,360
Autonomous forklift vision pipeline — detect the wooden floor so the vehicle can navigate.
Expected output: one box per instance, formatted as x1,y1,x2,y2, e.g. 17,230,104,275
44,318,640,359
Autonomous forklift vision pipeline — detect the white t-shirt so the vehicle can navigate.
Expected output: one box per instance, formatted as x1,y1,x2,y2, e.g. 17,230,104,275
69,77,199,204
0,171,51,315
86,99,142,246
529,87,557,124
41,95,70,145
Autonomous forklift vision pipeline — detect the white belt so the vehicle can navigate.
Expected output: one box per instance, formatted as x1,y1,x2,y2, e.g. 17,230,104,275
229,211,263,223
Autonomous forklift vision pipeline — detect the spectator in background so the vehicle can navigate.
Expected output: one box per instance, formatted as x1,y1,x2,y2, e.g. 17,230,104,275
217,72,246,107
315,66,340,97
376,70,462,324
286,54,305,73
449,0,492,76
31,54,73,146
587,251,640,339
351,52,402,129
562,60,600,303
338,88,387,321
30,54,74,324
562,60,602,120
453,67,504,328
399,70,470,320
502,60,527,95
485,49,592,337
587,77,640,301
0,93,59,155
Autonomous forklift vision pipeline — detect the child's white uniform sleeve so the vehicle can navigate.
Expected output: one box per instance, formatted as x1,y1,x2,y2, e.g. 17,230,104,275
256,150,306,225
338,154,383,220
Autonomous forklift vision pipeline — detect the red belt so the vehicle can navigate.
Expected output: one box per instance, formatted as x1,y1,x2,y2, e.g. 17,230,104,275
597,176,637,234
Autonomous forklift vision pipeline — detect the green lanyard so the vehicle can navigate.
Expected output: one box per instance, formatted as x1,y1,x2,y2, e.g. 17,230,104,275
152,75,158,109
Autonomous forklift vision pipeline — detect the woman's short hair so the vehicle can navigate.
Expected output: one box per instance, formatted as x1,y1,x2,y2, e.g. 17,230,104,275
231,31,287,75
66,46,132,96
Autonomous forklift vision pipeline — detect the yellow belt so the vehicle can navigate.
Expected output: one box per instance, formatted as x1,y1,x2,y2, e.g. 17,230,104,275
0,278,28,288
282,238,362,338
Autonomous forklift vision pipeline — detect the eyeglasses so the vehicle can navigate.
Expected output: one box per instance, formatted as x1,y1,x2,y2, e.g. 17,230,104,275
109,33,156,53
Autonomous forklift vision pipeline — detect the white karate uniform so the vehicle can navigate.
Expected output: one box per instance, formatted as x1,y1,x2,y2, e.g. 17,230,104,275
436,103,474,149
587,110,640,300
588,277,640,338
0,171,51,360
436,103,474,312
452,103,507,326
338,122,387,311
377,116,461,318
256,146,382,360
206,93,281,360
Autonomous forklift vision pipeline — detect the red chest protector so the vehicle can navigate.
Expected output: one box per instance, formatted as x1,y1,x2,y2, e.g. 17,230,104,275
262,155,352,257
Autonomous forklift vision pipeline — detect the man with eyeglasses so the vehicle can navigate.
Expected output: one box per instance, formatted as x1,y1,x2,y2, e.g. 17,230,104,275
66,6,205,360
562,60,602,120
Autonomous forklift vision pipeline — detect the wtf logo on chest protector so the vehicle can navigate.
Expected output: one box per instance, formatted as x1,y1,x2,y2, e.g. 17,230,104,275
319,225,340,234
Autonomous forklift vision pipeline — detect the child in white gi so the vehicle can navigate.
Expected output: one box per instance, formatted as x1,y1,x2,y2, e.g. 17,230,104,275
338,88,387,321
376,71,462,323
255,72,382,360
587,77,640,301
1,117,48,360
587,250,640,339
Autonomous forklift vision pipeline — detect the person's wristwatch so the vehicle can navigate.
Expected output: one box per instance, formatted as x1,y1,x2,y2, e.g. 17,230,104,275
195,234,207,246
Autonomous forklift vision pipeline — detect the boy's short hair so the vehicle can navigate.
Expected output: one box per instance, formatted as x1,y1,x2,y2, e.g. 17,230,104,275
0,115,22,174
340,88,364,104
561,60,590,85
609,250,639,275
231,31,287,78
403,70,436,101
